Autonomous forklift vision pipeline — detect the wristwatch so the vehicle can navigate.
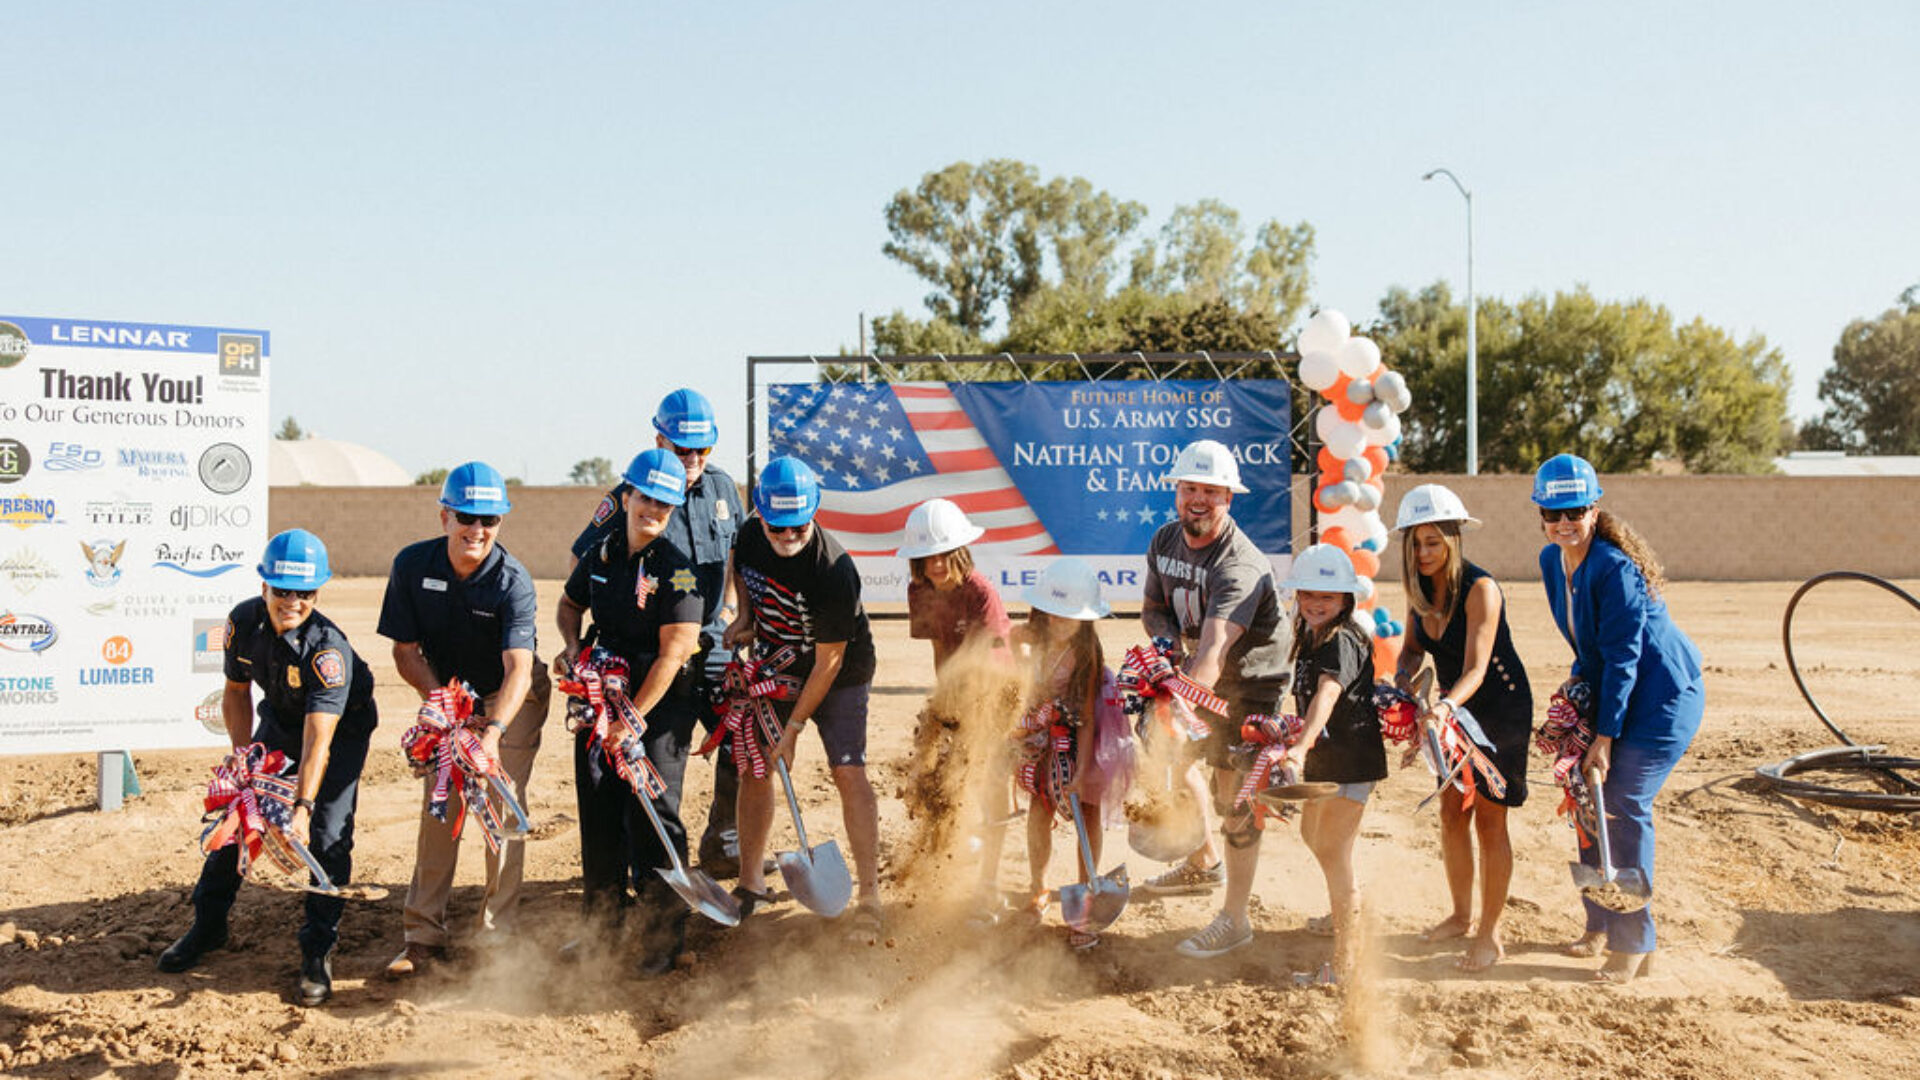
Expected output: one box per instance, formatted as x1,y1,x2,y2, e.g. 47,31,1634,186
294,797,316,811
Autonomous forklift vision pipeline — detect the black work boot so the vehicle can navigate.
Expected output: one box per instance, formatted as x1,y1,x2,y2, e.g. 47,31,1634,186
298,950,333,1007
699,758,743,879
638,914,688,977
156,921,229,973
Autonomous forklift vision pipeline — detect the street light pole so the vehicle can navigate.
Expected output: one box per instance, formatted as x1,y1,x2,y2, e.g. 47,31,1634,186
1422,168,1476,475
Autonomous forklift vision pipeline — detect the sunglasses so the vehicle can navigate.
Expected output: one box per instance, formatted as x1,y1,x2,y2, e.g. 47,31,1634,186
454,511,502,527
271,586,316,601
668,443,712,459
1539,505,1592,523
765,523,810,538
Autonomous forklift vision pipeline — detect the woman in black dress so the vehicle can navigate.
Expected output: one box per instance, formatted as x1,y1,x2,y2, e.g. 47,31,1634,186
1394,484,1533,972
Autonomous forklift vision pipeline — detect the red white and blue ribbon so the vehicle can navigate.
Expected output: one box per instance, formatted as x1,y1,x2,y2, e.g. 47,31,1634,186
699,646,800,780
1118,638,1220,741
1012,698,1076,819
560,647,666,799
199,743,324,884
1430,706,1509,810
399,680,517,854
1231,712,1307,824
1372,683,1421,745
1536,680,1598,843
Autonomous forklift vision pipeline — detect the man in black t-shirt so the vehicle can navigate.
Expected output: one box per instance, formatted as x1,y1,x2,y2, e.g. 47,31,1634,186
723,456,883,939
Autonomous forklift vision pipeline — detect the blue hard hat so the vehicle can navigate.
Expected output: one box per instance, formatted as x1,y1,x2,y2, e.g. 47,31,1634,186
755,456,820,528
622,447,688,507
653,388,719,450
258,529,332,589
439,461,514,515
1532,453,1603,509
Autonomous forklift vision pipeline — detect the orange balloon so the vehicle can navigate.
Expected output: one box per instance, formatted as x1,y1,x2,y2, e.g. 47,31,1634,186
1313,483,1341,516
1351,548,1381,578
1335,394,1367,422
1373,631,1403,680
1320,526,1353,551
1364,446,1389,480
1325,373,1352,403
1317,447,1342,476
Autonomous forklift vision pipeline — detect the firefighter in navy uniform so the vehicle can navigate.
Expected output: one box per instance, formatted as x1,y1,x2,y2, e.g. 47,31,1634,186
157,529,378,1008
556,448,707,974
570,388,747,876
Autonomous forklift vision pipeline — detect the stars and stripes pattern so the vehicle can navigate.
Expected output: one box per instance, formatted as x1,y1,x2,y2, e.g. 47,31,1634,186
766,381,1057,557
740,567,812,651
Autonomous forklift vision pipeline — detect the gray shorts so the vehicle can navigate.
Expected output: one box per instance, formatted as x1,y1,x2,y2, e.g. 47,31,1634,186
1333,781,1376,804
780,682,869,768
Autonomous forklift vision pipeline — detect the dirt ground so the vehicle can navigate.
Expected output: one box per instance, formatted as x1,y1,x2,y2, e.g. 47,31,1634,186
3,575,1919,1079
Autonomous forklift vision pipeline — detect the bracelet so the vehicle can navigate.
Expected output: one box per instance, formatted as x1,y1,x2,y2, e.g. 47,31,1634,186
487,720,506,733
294,797,316,811
1438,696,1458,712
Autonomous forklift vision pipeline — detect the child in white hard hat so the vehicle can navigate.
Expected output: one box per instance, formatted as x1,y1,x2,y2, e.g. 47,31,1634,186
898,498,1011,672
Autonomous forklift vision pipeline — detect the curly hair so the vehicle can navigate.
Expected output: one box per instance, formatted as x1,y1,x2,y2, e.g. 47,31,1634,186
1593,509,1667,600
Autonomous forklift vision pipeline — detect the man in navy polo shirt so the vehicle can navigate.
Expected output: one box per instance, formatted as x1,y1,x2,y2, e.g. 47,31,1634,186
378,461,549,978
572,388,748,876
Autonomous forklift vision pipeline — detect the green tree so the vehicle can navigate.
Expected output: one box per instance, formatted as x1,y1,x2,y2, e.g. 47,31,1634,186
569,457,617,487
1371,283,1788,473
1803,287,1920,453
414,467,449,486
882,159,1045,337
275,417,307,440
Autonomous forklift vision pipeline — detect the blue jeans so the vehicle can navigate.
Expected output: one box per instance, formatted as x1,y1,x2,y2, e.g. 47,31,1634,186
1579,678,1703,954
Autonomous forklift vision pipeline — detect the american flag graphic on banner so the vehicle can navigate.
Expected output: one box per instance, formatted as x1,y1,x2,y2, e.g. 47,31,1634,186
766,382,1057,558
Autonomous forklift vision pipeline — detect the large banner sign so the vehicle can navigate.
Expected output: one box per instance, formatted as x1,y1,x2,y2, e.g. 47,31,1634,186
0,316,268,755
766,379,1290,602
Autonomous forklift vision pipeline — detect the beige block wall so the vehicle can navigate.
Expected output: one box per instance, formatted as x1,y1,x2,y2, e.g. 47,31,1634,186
275,475,1919,584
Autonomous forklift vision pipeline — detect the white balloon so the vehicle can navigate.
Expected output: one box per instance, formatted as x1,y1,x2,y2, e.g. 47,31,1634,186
1315,402,1344,445
1299,350,1340,392
1337,336,1383,379
1354,576,1375,605
1385,385,1414,413
1374,370,1407,400
1331,480,1364,507
1324,418,1367,459
1352,482,1381,513
1364,516,1390,553
1299,310,1352,356
1363,410,1402,447
1341,457,1371,485
1345,378,1374,406
1362,400,1394,430
1323,505,1370,536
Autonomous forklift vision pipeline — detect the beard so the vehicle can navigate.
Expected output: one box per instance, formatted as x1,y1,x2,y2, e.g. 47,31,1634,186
1181,514,1215,539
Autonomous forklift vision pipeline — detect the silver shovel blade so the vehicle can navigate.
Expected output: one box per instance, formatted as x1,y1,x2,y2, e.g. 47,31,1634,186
1125,791,1206,862
1571,863,1652,913
655,866,742,927
482,773,533,840
777,840,853,917
1062,867,1130,932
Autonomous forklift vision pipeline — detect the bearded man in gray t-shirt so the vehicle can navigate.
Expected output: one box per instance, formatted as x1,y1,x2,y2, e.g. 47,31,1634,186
1139,439,1290,960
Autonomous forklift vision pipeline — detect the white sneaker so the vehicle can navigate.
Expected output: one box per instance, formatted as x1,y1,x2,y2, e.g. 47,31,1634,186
1141,861,1224,896
1176,912,1252,959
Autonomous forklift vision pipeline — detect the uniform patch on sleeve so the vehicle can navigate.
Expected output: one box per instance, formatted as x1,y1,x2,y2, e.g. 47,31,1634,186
669,568,697,593
590,495,617,527
313,648,347,689
223,619,235,650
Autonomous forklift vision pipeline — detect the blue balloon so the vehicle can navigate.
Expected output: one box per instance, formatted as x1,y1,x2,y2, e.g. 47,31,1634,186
1372,607,1391,624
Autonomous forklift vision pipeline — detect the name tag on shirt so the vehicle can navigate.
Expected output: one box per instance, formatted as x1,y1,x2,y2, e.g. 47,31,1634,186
423,578,448,592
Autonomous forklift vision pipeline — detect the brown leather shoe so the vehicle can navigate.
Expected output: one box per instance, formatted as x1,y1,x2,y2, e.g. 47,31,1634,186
383,942,441,980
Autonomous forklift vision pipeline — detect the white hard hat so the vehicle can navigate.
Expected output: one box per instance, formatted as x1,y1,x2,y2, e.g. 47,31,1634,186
1164,439,1249,494
1022,557,1111,620
1279,543,1366,595
896,498,985,559
1393,483,1482,532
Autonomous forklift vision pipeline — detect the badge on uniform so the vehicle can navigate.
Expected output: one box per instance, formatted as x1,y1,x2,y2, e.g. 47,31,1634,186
669,568,697,594
714,501,730,521
635,573,657,607
314,648,347,689
287,664,302,689
423,577,448,592
591,495,617,527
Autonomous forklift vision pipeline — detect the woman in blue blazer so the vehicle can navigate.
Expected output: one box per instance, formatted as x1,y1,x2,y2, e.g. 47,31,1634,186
1534,453,1703,984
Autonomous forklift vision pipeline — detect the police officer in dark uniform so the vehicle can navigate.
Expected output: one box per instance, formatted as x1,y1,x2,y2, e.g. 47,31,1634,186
158,529,378,1008
380,461,551,978
571,388,747,876
556,448,706,974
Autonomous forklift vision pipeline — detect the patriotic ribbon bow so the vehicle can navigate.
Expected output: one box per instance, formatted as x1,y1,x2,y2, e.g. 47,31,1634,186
1373,683,1422,745
199,743,326,885
1012,698,1077,819
399,680,518,854
1536,680,1598,842
1427,705,1509,811
1233,712,1308,824
699,646,800,780
1118,638,1221,742
561,647,667,799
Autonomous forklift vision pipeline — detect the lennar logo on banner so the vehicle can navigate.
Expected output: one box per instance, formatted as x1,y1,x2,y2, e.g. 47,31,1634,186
0,322,27,369
0,610,58,653
646,470,678,491
769,495,808,510
463,486,502,503
1544,479,1589,497
273,560,315,578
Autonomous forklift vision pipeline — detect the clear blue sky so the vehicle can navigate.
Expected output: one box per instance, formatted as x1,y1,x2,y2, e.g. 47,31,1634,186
8,2,1915,483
